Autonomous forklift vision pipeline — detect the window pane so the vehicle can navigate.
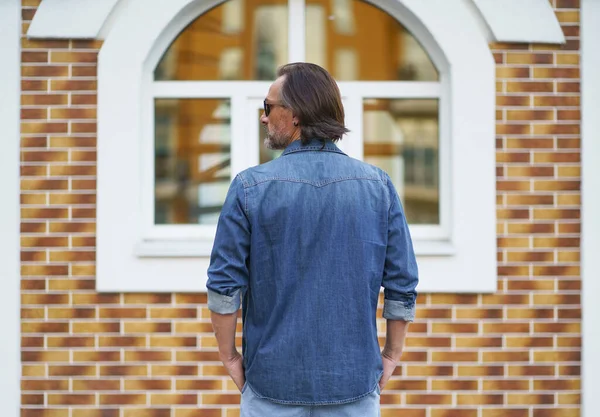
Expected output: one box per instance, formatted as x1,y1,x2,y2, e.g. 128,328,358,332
258,108,282,164
363,99,439,224
306,0,438,81
155,0,288,81
155,99,231,225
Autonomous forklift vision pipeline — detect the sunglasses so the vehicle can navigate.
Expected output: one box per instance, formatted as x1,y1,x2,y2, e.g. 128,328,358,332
263,99,285,117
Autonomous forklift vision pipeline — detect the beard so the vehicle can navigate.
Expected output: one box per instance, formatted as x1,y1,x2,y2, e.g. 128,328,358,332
263,128,290,150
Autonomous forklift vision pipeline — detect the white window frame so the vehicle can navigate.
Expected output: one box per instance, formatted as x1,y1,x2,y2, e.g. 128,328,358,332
97,0,497,293
141,83,446,238
139,0,448,248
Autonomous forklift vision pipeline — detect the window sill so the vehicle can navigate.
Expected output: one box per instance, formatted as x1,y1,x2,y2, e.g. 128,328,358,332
116,237,494,294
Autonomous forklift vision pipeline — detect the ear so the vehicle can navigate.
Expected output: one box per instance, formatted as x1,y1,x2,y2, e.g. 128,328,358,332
292,117,299,127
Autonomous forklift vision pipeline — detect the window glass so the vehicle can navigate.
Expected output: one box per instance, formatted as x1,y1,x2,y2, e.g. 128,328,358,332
155,0,289,81
363,99,439,224
152,0,442,227
306,0,438,81
155,99,231,225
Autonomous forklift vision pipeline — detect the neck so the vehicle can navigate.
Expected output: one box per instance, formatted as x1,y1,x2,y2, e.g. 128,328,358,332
288,128,301,144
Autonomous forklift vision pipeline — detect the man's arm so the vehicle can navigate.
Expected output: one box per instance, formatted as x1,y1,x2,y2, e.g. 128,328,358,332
379,174,418,390
211,311,245,391
206,175,251,392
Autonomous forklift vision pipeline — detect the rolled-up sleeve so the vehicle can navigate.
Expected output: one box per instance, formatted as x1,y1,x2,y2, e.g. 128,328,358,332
382,174,419,321
206,175,250,314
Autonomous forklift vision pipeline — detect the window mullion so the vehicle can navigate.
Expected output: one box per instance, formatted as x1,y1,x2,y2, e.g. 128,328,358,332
230,95,250,178
288,0,306,62
339,95,364,161
438,76,452,240
143,76,157,235
338,82,442,98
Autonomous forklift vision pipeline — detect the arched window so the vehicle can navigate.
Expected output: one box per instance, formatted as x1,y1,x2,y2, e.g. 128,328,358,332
145,0,447,245
96,0,496,293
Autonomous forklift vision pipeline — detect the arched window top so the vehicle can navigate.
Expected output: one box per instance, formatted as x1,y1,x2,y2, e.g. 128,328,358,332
154,0,438,81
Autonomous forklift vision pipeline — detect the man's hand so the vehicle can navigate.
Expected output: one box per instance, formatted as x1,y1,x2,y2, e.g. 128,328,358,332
379,319,409,391
378,352,397,391
211,311,245,392
221,351,245,392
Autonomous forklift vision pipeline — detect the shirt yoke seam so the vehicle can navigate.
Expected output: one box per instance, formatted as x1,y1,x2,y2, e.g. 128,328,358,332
243,176,384,189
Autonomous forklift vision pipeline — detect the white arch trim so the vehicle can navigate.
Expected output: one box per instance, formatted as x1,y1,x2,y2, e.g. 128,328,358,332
95,0,496,293
27,0,566,45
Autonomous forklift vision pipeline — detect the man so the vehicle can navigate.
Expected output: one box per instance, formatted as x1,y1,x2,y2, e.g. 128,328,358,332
206,62,418,417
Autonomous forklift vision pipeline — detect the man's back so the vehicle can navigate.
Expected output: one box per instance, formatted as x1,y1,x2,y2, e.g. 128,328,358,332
207,139,418,405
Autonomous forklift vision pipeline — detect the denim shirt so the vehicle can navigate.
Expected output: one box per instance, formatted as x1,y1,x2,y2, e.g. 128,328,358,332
206,138,418,405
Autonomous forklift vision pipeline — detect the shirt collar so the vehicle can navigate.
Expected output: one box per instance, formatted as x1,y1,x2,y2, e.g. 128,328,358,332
281,138,347,157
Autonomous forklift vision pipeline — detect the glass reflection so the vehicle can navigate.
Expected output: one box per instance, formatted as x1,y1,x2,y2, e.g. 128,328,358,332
155,0,288,81
306,0,438,81
363,99,439,224
155,99,231,225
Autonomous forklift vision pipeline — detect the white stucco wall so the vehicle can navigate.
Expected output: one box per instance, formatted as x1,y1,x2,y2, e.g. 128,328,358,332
0,0,21,416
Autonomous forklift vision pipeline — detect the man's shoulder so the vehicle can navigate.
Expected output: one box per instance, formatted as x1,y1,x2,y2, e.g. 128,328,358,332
237,154,391,188
343,156,391,182
236,158,282,188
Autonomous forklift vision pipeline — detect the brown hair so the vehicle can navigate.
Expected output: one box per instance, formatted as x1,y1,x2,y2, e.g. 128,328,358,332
276,62,349,144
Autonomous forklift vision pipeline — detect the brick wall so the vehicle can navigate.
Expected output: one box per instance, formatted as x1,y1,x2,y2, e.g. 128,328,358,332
20,0,582,416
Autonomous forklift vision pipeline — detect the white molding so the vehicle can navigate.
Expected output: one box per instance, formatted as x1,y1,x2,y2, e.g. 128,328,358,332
288,0,306,62
137,222,450,250
386,0,497,293
582,1,600,416
0,0,21,416
97,0,232,293
27,0,119,39
27,0,566,45
472,0,565,44
96,0,496,293
135,239,456,258
438,72,452,247
341,95,364,160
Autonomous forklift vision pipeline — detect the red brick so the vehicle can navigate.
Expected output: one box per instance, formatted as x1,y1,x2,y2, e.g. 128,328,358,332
506,53,553,65
123,410,171,417
558,81,580,93
508,365,556,376
50,51,98,63
22,94,68,106
533,409,580,417
482,409,529,417
22,65,69,77
497,95,530,107
50,80,97,91
534,96,580,107
457,365,503,377
72,66,97,77
534,68,580,78
22,51,48,63
21,122,68,134
71,94,97,105
556,0,580,8
507,82,554,93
